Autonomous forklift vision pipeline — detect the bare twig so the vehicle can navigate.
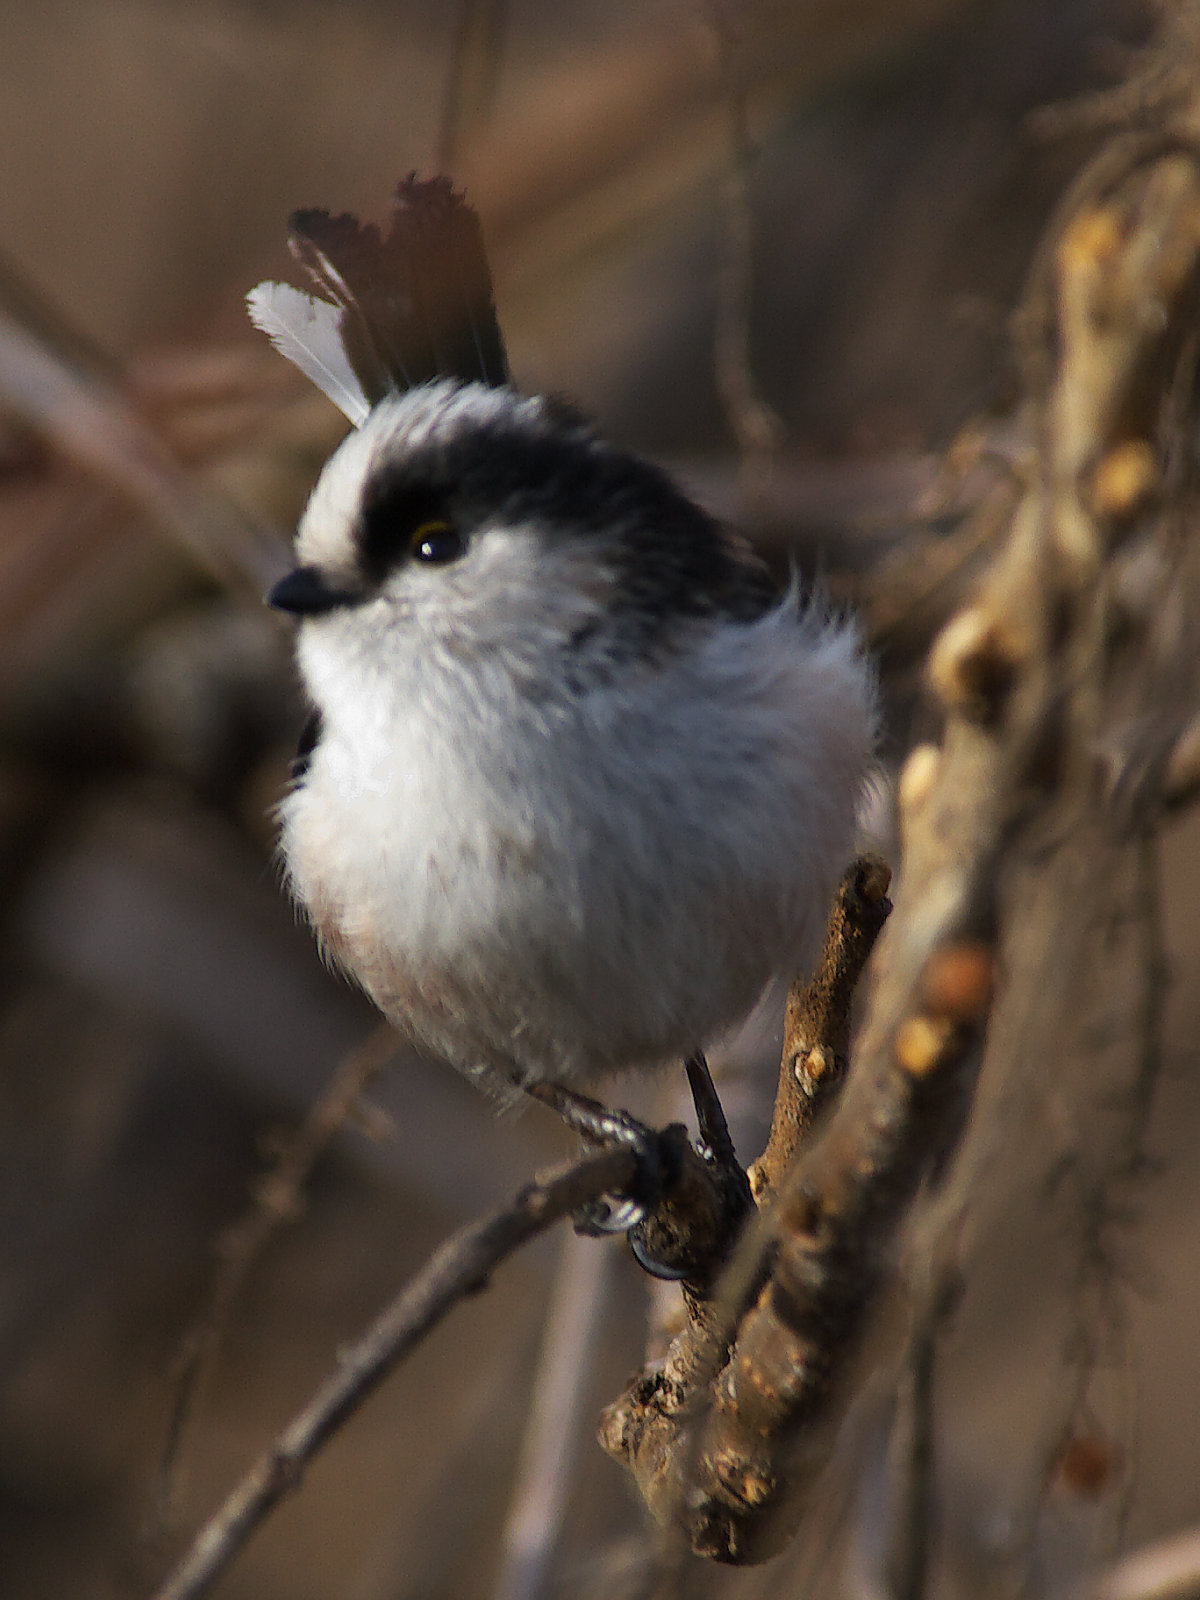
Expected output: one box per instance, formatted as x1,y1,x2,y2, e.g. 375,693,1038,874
884,1317,938,1600
707,2,784,490
0,251,286,597
154,1025,398,1537
600,855,940,1565
437,0,507,172
884,1248,961,1600
601,923,994,1565
604,854,893,1420
150,1146,638,1600
749,854,893,1202
528,1081,751,1297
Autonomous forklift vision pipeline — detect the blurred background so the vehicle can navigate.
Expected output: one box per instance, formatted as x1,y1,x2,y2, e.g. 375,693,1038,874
4,1,1200,1597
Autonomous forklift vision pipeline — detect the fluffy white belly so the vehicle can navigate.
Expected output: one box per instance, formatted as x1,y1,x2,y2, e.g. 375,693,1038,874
279,601,872,1098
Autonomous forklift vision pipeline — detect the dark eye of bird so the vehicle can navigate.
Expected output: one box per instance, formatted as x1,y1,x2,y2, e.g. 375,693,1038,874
409,519,465,565
358,472,463,582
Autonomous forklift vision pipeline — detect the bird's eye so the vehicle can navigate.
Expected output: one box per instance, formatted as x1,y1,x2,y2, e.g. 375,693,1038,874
409,519,465,565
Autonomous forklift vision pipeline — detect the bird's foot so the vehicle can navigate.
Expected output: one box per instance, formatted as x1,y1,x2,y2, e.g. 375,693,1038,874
526,1056,753,1285
525,1081,680,1244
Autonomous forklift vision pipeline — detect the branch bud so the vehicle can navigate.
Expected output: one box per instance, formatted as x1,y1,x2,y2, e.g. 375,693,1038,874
928,606,1025,725
1091,439,1158,521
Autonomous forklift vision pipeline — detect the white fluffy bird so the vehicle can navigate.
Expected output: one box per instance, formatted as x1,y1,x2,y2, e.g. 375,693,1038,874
251,179,875,1106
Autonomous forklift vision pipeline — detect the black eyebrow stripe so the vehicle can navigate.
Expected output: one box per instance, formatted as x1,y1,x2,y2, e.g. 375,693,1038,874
348,398,776,629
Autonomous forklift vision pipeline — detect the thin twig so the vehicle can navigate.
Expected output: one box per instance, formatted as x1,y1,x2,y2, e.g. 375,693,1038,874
436,0,507,172
150,1147,638,1600
886,1325,937,1600
749,855,893,1202
0,252,286,597
153,1025,398,1538
600,856,933,1564
884,1250,960,1600
603,933,994,1565
707,2,784,491
605,854,893,1432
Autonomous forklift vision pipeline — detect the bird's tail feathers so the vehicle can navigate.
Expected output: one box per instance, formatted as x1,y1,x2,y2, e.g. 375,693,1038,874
247,175,509,425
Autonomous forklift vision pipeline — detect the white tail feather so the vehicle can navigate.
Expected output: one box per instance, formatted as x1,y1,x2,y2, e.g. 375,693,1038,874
246,282,370,427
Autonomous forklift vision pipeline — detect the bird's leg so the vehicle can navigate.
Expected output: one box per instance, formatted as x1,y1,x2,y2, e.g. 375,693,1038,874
526,1059,754,1286
684,1050,739,1170
682,1050,753,1223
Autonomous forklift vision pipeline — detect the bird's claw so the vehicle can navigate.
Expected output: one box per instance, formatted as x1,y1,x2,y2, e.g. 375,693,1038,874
527,1071,753,1283
525,1081,692,1268
574,1193,649,1236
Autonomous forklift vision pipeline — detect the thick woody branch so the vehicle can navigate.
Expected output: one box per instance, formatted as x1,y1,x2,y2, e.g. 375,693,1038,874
600,927,993,1564
749,853,893,1201
602,118,1200,1566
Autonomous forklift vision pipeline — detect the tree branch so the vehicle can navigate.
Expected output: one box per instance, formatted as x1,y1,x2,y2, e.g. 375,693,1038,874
150,1146,638,1600
600,922,993,1564
602,103,1200,1566
749,853,893,1201
154,1024,397,1539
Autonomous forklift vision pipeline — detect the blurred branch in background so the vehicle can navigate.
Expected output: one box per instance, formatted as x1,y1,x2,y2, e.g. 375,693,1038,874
491,1231,616,1600
707,0,785,487
0,250,287,597
1089,1527,1200,1600
437,0,509,175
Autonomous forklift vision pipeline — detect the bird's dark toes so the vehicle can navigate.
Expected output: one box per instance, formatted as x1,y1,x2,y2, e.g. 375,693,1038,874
573,1193,649,1236
525,1081,688,1239
526,1076,752,1284
568,1114,685,1239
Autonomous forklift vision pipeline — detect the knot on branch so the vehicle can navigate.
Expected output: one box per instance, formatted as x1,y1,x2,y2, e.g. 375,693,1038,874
928,606,1028,726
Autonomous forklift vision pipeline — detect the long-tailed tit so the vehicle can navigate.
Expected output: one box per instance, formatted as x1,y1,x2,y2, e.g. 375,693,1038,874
250,179,875,1111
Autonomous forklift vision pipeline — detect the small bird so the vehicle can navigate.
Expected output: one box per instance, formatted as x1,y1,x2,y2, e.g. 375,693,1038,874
251,178,875,1112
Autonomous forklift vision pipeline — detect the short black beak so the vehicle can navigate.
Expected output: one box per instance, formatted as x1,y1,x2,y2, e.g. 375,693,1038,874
266,565,360,616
